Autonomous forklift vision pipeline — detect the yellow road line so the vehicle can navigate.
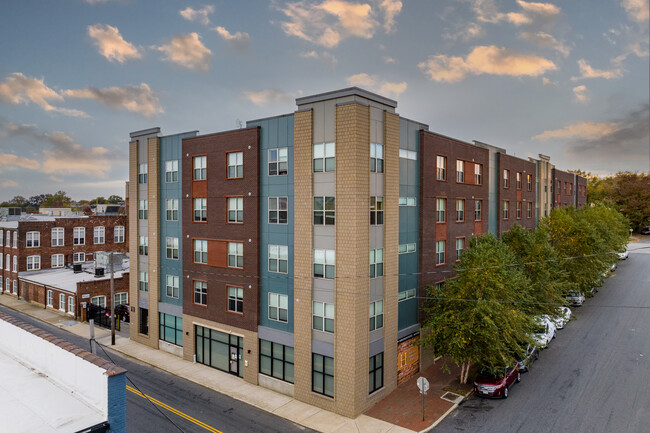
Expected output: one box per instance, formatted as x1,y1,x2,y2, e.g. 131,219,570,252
126,385,224,433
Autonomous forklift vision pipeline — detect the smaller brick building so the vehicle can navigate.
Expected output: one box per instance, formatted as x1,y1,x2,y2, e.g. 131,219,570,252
497,153,537,235
552,168,577,208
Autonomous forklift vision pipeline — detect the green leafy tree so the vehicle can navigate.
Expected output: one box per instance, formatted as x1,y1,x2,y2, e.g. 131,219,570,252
613,173,650,230
421,234,535,384
107,195,123,204
41,191,72,208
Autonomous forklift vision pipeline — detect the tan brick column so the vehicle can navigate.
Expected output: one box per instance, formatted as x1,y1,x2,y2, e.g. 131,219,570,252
146,137,160,346
128,141,139,342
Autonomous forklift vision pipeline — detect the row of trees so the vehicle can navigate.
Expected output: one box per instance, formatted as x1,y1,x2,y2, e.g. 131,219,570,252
421,205,629,384
0,191,123,211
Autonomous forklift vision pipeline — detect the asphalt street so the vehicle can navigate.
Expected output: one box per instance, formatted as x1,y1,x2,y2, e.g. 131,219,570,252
0,304,312,433
431,238,650,433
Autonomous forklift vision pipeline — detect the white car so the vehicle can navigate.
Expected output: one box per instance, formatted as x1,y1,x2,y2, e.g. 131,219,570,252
532,316,556,349
548,307,571,330
566,292,585,306
617,249,629,260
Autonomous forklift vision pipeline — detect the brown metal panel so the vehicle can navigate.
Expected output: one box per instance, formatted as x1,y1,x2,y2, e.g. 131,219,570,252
465,162,475,185
474,221,483,236
436,222,447,240
207,239,227,268
192,180,207,198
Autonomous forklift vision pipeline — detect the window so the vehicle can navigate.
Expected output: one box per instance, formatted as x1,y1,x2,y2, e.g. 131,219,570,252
114,226,125,243
68,296,75,314
269,197,288,224
59,294,65,311
73,252,85,263
228,242,243,268
312,354,334,398
369,300,384,331
370,249,383,278
313,197,335,225
269,245,288,273
456,199,465,222
138,163,148,184
516,172,522,190
503,201,510,219
475,164,483,185
259,340,294,383
370,196,384,225
398,288,416,301
456,160,465,183
399,149,417,160
73,227,85,245
516,202,522,219
314,249,335,279
93,226,105,244
4,254,7,270
0,278,3,290
12,232,17,248
166,199,179,221
436,198,446,223
114,292,128,305
5,231,9,246
12,280,17,294
228,286,244,313
193,156,207,180
370,142,384,173
166,237,179,260
26,231,40,247
436,241,445,265
27,255,41,271
165,275,179,298
138,200,148,219
194,281,207,305
456,238,465,261
193,198,207,222
51,228,64,246
399,197,416,206
475,200,482,221
193,239,207,264
0,229,3,246
91,295,106,308
165,160,179,182
313,142,335,172
269,293,288,322
159,313,183,346
227,197,243,223
527,202,533,218
0,253,2,269
369,353,384,394
51,254,64,268
503,170,510,188
436,155,447,180
269,147,288,176
12,255,17,272
398,243,416,254
527,174,532,191
312,301,334,333
139,236,148,256
227,151,244,178
139,272,148,291
47,290,53,307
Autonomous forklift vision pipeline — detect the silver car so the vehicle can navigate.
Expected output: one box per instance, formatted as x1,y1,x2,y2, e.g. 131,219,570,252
566,292,585,307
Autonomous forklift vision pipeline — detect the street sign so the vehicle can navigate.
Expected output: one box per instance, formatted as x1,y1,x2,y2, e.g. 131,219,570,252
417,376,430,394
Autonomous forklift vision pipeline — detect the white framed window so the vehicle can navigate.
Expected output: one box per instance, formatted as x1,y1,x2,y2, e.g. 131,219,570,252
370,249,383,278
227,151,244,178
312,301,334,333
73,227,85,245
5,278,9,293
138,272,148,292
193,280,207,305
475,200,482,221
26,231,40,248
193,155,207,180
91,295,106,308
193,239,207,264
475,164,483,185
227,286,244,313
193,198,207,222
269,245,288,273
93,226,105,244
436,155,447,181
13,231,17,248
456,199,465,222
516,172,522,190
0,278,3,290
398,288,417,302
399,243,416,254
314,249,335,279
166,237,179,260
12,280,17,295
5,230,9,246
456,160,465,183
138,200,148,219
269,147,288,176
503,200,510,219
52,254,64,268
228,242,243,268
27,255,41,271
503,169,510,188
517,201,522,219
73,252,85,263
139,236,148,256
269,293,288,323
527,174,533,191
59,293,66,312
166,199,179,221
0,252,2,270
370,196,384,225
399,149,417,160
369,300,384,331
6,254,10,270
527,202,533,218
165,160,179,183
436,241,445,265
313,196,335,225
0,229,3,246
269,197,288,224
68,296,75,314
436,198,446,223
228,197,243,223
399,197,416,206
114,226,125,243
370,143,384,173
47,290,53,307
138,163,148,184
313,142,335,172
456,238,465,261
51,227,64,246
114,292,128,305
166,275,180,298
12,255,17,272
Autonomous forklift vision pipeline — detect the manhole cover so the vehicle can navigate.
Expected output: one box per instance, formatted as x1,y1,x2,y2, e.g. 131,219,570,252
441,392,463,403
62,320,78,327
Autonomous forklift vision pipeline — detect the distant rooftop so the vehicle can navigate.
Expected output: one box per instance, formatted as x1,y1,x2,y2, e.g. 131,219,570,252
296,87,398,108
19,262,129,294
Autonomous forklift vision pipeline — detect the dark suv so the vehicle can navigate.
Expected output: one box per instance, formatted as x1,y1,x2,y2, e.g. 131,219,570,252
114,304,130,322
474,365,521,398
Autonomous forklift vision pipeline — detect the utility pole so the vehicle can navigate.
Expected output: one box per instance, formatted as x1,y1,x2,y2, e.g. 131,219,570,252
110,252,115,346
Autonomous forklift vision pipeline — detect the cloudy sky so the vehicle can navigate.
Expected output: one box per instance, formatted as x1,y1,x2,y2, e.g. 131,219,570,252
0,0,648,201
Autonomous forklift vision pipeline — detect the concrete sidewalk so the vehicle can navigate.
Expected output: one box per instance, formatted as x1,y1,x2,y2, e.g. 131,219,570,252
0,293,466,433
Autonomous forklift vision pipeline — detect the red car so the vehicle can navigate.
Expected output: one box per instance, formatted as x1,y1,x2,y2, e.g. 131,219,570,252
474,365,521,398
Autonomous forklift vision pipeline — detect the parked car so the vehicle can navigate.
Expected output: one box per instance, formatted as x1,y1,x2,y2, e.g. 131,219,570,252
617,248,629,260
474,365,521,398
549,307,571,330
514,344,539,372
640,226,650,235
114,304,130,322
532,316,556,348
566,291,585,306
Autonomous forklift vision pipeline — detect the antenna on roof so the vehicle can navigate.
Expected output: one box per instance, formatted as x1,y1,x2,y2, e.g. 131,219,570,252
236,119,243,129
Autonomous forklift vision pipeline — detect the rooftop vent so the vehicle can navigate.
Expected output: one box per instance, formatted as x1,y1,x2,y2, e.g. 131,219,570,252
73,264,82,273
95,267,105,277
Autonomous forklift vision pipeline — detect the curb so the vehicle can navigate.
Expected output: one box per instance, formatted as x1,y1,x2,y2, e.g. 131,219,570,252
418,389,473,433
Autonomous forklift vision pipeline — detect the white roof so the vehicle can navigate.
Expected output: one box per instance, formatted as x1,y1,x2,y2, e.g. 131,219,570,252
19,266,128,294
0,221,19,228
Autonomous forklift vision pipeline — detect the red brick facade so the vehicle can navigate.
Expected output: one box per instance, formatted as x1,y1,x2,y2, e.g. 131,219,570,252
576,175,588,207
497,153,537,235
552,169,576,208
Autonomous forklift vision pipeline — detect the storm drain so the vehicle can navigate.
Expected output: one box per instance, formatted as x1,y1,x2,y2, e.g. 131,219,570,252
440,391,464,404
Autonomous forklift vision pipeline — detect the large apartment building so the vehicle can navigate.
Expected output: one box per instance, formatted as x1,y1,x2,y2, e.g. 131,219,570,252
127,87,586,418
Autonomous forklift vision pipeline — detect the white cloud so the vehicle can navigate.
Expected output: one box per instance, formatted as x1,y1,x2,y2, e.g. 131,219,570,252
622,0,649,23
0,179,19,188
379,0,402,33
0,72,87,117
63,83,163,117
571,59,623,80
84,0,116,4
87,24,141,63
572,85,589,103
418,45,556,83
346,73,407,99
542,77,557,86
155,33,212,71
533,121,620,140
179,5,215,26
383,56,396,64
519,31,570,57
443,22,485,41
471,0,560,26
241,89,296,106
213,26,251,50
300,50,338,69
0,153,41,170
516,0,561,17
